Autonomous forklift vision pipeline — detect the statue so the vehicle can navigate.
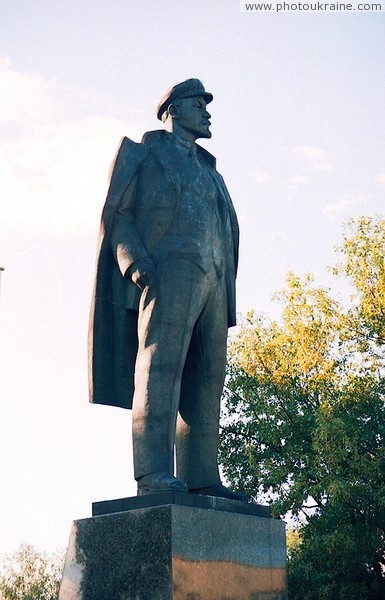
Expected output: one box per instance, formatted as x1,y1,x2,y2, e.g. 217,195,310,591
88,79,246,501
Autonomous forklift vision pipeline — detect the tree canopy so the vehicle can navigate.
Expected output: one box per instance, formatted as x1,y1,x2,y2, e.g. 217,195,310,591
219,216,385,599
0,544,64,600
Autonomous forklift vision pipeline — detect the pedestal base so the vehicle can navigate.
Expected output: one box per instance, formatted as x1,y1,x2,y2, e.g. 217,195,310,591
59,494,287,600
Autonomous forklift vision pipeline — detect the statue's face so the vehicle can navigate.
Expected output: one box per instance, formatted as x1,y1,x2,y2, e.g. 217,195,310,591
173,95,211,141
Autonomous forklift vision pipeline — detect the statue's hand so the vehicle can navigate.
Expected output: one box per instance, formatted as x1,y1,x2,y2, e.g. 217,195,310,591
128,257,156,291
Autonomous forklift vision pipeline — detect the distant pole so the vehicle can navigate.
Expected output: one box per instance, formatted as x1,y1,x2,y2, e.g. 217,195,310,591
0,267,4,298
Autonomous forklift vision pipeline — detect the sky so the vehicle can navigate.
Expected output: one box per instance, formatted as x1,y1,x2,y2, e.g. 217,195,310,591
0,1,384,557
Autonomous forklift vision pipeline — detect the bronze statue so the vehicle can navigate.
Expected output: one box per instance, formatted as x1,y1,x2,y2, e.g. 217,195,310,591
89,79,246,501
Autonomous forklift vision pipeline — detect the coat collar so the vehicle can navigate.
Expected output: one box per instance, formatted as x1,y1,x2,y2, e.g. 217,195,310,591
141,129,216,169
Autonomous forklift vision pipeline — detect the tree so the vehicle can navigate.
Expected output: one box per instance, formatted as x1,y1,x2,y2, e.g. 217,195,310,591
219,217,385,599
333,216,385,347
0,544,64,600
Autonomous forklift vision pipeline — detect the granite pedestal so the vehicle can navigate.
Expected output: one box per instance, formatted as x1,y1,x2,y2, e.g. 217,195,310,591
59,493,287,600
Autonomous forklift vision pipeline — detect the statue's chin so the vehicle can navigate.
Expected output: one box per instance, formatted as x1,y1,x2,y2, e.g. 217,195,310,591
198,130,212,139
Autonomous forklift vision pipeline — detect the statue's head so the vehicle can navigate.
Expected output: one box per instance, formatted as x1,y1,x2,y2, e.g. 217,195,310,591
157,79,213,142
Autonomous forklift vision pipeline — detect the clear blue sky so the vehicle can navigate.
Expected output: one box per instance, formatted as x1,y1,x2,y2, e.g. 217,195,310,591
0,1,384,555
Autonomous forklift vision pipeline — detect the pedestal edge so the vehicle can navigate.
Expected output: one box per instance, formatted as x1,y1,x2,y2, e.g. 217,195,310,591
92,491,271,518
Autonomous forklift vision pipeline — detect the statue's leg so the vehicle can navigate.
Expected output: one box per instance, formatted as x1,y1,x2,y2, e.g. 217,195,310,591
176,272,228,489
132,257,207,481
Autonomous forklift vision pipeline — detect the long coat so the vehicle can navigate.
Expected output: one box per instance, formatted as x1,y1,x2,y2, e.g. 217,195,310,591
88,130,239,409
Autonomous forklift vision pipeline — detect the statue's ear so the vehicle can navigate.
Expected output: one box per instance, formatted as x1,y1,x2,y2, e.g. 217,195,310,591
168,103,178,118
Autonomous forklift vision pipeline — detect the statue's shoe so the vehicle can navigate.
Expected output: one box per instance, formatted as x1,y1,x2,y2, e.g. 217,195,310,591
137,472,188,496
189,483,248,502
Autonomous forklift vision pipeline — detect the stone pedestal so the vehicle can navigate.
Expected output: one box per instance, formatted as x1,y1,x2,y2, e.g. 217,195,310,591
59,493,286,600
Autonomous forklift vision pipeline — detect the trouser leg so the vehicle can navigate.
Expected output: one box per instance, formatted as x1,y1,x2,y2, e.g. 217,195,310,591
176,274,228,488
132,258,207,480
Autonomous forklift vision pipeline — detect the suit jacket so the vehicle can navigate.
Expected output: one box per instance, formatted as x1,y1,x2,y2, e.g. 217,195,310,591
88,130,239,409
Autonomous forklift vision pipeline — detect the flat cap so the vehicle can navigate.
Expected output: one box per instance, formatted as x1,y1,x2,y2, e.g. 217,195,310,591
156,78,213,121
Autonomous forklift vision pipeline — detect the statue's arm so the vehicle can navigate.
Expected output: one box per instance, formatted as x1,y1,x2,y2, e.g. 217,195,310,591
110,170,155,289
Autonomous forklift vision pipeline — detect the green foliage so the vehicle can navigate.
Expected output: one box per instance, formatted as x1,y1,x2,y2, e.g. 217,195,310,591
219,216,385,598
333,216,385,346
0,545,64,600
288,503,385,600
